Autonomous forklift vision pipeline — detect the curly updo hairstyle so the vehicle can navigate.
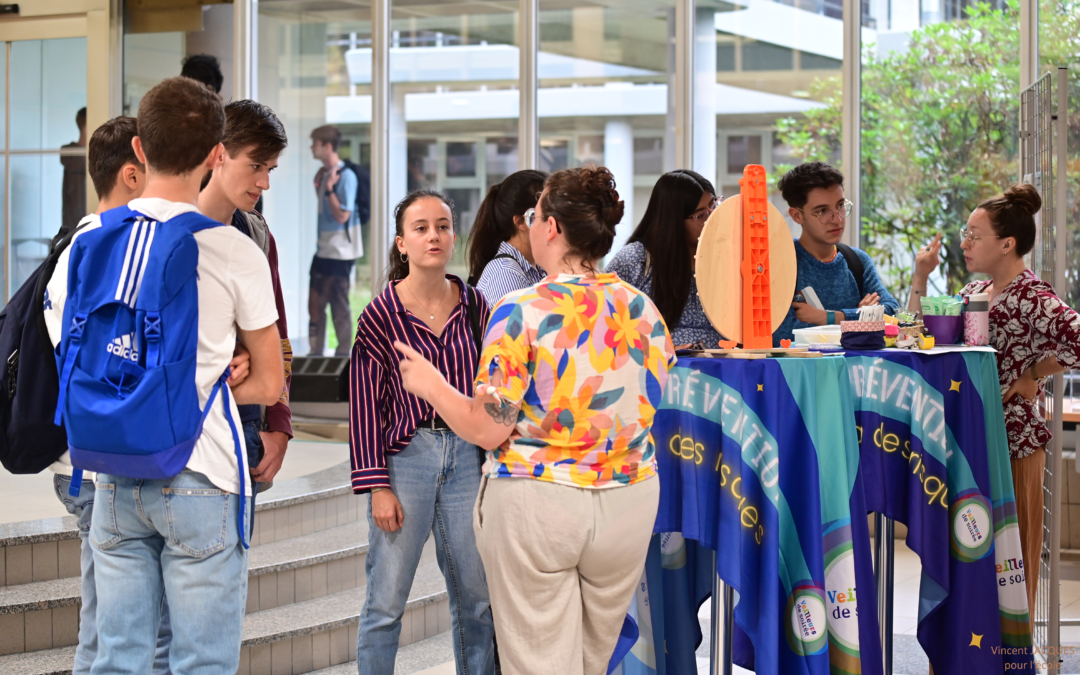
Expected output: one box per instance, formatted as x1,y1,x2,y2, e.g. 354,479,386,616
538,165,624,270
977,183,1042,257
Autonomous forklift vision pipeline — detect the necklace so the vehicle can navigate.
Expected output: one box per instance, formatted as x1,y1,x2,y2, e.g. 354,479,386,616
405,277,447,320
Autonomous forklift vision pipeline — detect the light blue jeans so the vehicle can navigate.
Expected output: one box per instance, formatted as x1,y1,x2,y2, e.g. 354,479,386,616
356,429,494,675
52,474,97,675
89,470,251,675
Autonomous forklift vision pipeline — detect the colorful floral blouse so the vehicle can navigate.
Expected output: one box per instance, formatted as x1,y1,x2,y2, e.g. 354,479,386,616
475,273,676,489
960,270,1080,460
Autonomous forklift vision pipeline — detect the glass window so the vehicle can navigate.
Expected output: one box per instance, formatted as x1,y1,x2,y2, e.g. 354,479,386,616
726,135,762,174
850,0,1019,298
123,4,235,115
387,1,521,282
538,1,672,262
6,38,87,296
257,1,372,356
742,41,794,71
712,1,843,228
1040,0,1078,307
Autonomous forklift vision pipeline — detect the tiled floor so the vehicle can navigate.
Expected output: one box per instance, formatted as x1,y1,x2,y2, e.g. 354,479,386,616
0,435,347,525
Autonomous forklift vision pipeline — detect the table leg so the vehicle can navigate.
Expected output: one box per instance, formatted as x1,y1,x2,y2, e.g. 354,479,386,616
874,513,895,675
710,556,735,675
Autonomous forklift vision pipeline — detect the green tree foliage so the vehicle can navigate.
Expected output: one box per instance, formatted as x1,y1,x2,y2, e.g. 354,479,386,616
775,0,1079,303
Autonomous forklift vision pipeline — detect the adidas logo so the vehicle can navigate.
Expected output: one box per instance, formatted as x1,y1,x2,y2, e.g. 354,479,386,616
106,333,139,362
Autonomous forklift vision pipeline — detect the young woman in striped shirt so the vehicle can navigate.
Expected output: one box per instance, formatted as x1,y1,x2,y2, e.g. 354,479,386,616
466,169,548,304
350,190,494,674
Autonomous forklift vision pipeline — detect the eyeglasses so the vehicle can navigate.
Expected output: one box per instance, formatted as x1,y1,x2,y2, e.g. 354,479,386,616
524,208,537,228
958,227,1000,244
797,199,853,224
687,198,720,225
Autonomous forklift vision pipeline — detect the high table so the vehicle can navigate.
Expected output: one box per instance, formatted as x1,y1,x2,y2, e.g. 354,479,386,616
620,349,1034,675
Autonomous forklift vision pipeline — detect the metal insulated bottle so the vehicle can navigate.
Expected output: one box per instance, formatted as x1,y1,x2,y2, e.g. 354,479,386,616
964,292,990,346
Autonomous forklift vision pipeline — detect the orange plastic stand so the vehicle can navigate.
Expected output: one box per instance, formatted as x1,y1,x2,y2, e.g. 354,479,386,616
739,165,772,349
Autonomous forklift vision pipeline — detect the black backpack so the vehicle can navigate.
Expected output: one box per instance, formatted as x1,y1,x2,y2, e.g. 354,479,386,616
0,223,88,473
340,159,371,227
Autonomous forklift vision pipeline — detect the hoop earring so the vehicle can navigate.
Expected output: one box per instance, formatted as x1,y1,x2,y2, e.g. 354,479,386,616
400,252,408,262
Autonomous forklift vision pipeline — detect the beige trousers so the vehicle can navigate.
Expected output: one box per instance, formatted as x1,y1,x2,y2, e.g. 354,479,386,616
1012,446,1046,636
473,476,660,675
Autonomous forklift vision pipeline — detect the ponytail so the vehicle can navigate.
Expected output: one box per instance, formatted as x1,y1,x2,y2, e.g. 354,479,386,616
466,169,547,284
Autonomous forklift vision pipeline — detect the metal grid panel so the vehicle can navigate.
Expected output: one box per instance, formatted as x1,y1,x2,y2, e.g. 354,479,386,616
1019,70,1060,663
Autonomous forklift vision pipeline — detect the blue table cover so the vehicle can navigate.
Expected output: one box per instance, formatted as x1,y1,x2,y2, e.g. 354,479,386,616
622,355,882,675
850,349,1033,673
620,350,1034,675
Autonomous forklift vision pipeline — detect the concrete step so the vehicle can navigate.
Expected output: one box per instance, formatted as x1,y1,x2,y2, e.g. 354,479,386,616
0,559,450,675
238,559,449,675
0,519,373,654
309,630,454,675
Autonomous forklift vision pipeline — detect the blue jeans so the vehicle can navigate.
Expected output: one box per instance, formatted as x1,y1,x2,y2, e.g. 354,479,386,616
53,474,97,675
89,470,251,675
356,429,494,675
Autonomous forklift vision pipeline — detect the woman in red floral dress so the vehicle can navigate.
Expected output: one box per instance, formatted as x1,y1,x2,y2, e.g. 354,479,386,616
911,183,1080,629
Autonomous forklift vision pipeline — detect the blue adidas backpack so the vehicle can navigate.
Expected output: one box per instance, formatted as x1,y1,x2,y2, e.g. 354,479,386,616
54,205,248,547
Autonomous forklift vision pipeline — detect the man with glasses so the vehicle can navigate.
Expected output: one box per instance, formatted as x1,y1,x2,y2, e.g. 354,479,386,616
773,162,899,346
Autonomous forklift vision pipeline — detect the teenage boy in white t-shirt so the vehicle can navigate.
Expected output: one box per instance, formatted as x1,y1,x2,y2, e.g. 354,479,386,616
44,115,146,675
198,99,293,491
73,77,283,675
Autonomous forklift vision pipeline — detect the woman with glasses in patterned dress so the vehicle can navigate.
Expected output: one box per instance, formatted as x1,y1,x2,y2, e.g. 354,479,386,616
909,184,1080,633
606,169,722,348
391,166,676,674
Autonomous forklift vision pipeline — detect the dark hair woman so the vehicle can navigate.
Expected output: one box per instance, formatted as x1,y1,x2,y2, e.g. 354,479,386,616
466,169,548,303
391,165,676,674
350,189,494,674
606,169,720,348
910,183,1080,635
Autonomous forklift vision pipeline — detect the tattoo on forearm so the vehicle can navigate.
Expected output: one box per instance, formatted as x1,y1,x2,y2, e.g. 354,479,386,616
485,403,517,426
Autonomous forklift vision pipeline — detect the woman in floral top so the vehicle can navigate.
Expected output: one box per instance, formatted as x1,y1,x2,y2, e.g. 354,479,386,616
394,166,676,675
911,183,1080,629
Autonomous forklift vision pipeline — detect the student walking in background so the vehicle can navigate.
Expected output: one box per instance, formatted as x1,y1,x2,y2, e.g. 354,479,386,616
607,169,721,348
309,124,364,355
466,169,547,304
350,190,494,675
393,166,675,675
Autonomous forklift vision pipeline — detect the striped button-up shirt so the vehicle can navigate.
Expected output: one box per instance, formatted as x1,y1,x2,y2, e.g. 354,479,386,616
349,275,489,493
474,241,546,305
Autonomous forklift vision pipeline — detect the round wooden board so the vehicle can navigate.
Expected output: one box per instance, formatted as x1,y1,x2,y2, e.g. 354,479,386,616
695,195,797,343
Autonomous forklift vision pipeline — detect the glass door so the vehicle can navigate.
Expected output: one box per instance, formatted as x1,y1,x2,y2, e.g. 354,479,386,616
0,25,88,301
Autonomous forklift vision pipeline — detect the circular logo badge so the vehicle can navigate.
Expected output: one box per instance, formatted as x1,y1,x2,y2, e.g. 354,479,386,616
785,583,828,656
950,491,993,562
660,532,687,570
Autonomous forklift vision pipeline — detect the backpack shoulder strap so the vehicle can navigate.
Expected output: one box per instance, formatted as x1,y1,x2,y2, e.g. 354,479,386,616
466,286,484,359
836,243,866,298
34,216,100,355
467,253,519,287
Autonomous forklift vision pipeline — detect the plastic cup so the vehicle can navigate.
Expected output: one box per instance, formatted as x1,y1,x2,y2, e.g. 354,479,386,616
922,315,963,345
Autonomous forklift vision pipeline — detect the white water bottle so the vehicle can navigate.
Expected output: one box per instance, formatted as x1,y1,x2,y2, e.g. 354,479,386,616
964,292,990,346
